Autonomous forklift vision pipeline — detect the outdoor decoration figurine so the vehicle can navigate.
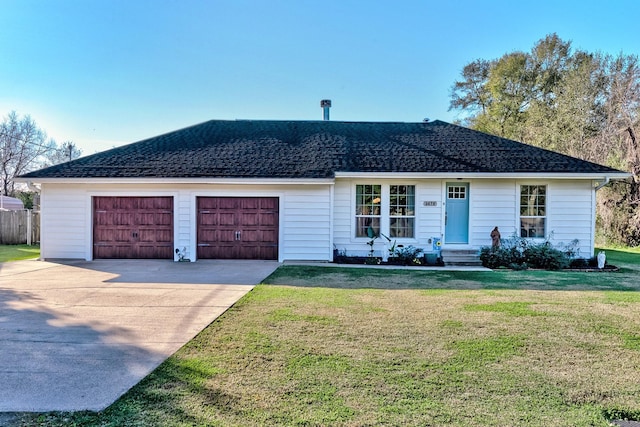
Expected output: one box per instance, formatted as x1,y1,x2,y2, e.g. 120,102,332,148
597,250,606,269
490,226,501,248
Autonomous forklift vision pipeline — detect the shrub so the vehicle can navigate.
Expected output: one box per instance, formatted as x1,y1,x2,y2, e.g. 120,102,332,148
569,257,589,269
523,244,569,270
393,245,424,265
480,234,573,270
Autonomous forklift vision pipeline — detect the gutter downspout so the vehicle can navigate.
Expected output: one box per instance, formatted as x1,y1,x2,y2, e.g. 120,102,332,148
595,177,610,191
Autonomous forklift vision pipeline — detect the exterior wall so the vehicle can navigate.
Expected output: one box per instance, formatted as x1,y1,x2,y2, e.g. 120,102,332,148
39,182,333,262
469,179,517,248
333,179,444,257
333,178,596,258
39,178,597,262
546,180,595,258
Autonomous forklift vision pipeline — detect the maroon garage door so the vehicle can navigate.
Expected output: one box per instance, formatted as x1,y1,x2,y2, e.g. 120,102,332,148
197,197,279,260
93,197,173,259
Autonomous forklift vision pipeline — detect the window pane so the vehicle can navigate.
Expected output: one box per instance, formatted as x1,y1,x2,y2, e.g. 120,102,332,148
355,185,381,215
390,218,414,238
520,218,545,238
356,217,380,238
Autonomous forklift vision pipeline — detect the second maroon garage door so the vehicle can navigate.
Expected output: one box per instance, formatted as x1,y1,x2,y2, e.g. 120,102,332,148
197,197,279,260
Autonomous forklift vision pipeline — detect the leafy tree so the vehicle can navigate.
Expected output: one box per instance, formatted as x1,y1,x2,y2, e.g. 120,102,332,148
449,59,492,117
14,191,36,209
450,34,640,246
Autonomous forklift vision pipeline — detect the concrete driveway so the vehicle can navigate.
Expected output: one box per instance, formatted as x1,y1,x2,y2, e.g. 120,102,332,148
0,259,280,412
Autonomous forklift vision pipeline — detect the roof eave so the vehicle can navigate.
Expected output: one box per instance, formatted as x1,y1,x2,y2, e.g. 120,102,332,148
14,177,336,185
333,171,632,180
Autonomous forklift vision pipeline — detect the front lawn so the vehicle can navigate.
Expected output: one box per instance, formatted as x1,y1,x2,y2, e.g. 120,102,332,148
0,244,39,262
12,248,640,426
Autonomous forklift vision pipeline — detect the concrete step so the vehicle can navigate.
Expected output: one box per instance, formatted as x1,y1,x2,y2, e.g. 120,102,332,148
441,249,482,266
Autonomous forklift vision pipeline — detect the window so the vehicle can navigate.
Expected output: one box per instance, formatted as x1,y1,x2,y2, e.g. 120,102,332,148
355,185,381,237
448,185,467,199
520,185,546,238
389,185,415,238
355,184,415,238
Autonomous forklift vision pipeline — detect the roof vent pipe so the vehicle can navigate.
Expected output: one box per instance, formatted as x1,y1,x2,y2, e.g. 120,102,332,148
320,99,331,121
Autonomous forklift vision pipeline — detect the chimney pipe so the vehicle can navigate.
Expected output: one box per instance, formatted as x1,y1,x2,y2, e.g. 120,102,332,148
320,99,331,121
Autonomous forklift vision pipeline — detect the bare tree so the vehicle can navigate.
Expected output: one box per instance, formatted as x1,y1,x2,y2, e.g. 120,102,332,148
0,111,56,196
45,141,83,166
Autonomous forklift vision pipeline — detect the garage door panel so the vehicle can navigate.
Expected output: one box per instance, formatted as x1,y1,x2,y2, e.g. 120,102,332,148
138,229,172,243
240,213,259,226
219,213,237,226
95,244,133,259
260,215,278,226
156,212,172,225
136,213,155,225
198,243,237,259
241,198,261,209
198,212,218,226
137,244,173,259
261,230,278,242
114,229,133,242
218,198,239,209
241,230,260,242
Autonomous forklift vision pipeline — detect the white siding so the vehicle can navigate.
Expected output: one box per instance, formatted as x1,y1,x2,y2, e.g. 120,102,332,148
40,184,89,260
547,180,595,258
39,182,332,262
470,180,518,248
281,187,333,261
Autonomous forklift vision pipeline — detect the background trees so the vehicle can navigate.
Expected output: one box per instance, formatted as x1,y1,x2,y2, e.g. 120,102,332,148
0,111,81,198
450,33,640,246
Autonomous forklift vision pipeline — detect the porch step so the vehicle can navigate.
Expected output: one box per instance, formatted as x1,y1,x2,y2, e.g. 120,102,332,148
441,249,482,266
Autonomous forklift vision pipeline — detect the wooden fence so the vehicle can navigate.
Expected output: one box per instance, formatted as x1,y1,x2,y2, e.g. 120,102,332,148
0,210,40,245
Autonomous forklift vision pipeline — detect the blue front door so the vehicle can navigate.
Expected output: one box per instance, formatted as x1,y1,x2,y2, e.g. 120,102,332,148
445,183,469,244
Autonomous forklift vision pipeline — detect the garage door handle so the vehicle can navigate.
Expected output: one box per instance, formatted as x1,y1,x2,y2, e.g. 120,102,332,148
235,231,241,241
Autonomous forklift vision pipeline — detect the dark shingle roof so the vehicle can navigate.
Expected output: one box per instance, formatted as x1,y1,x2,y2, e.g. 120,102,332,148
20,120,624,179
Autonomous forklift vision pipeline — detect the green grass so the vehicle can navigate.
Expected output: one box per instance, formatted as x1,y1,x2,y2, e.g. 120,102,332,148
11,247,640,426
0,244,40,262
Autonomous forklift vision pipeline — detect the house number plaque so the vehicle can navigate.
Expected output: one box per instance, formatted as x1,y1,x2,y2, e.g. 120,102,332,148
423,201,438,207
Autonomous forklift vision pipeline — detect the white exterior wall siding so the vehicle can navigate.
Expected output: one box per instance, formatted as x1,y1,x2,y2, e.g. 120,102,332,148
416,181,443,248
469,180,518,248
280,187,333,261
38,183,333,262
546,180,595,258
40,184,89,260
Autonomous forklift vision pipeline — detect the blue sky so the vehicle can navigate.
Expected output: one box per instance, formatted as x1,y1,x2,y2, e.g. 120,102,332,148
1,0,639,154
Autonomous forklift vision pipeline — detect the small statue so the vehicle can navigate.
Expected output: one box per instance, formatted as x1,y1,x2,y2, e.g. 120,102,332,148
597,251,606,269
490,226,501,248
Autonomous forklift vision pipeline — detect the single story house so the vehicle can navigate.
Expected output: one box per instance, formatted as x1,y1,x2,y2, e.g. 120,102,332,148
18,119,629,263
